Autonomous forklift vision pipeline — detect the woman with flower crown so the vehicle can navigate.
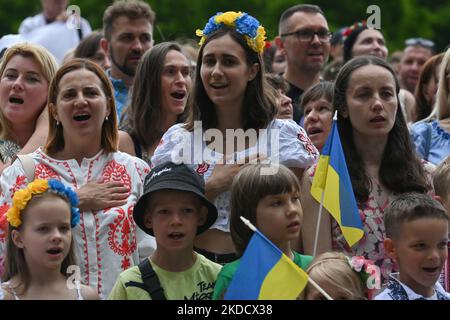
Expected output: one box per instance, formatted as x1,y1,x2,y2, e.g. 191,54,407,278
151,11,318,264
0,179,99,300
0,59,155,299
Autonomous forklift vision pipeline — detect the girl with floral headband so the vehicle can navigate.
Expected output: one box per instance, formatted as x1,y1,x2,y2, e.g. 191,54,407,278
304,252,377,300
0,59,153,299
0,179,99,300
151,11,318,264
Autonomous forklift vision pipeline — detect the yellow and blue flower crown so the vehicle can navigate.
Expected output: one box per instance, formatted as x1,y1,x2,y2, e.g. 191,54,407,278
196,11,266,54
4,179,80,228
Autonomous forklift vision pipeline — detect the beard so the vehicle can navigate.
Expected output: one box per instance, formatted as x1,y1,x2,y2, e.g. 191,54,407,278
110,47,141,77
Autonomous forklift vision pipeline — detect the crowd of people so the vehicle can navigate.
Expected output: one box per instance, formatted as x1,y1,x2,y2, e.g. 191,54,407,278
0,0,449,301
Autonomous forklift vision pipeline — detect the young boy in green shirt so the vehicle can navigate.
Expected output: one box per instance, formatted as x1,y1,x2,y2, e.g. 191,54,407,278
108,162,221,300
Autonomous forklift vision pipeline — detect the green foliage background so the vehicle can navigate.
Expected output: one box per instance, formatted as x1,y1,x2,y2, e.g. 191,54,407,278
1,0,449,52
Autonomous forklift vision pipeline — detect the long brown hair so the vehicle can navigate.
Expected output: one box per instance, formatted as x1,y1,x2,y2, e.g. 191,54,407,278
184,28,277,132
45,58,118,154
123,42,187,149
334,56,428,203
414,53,444,121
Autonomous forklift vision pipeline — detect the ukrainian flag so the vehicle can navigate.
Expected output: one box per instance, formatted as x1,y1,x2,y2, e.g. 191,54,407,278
310,116,364,247
224,229,308,300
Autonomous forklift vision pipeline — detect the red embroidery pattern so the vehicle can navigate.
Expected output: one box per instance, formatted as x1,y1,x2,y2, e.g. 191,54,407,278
94,214,102,294
101,160,131,189
102,160,136,269
297,132,318,156
107,206,137,270
196,163,210,175
79,211,90,286
9,175,27,195
35,163,60,180
134,162,150,183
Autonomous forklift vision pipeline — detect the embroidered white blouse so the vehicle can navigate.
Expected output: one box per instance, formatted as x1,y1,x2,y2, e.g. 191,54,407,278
151,119,319,232
0,148,156,299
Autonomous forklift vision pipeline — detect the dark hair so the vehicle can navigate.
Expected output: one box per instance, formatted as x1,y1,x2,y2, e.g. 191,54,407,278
278,4,325,34
384,192,448,238
322,58,343,81
124,42,187,149
343,25,368,63
45,58,118,154
262,44,276,73
301,81,334,110
264,73,289,93
230,164,301,257
334,56,428,203
103,0,155,41
74,30,103,60
185,28,277,131
2,193,77,293
414,53,444,121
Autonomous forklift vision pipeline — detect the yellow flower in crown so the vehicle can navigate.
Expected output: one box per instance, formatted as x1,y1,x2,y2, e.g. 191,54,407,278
12,188,33,211
6,206,21,228
27,179,48,194
5,179,80,229
215,11,242,26
196,11,266,54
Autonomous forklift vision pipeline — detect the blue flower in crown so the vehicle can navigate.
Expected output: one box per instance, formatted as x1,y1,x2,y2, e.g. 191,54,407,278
203,13,222,35
235,13,259,38
196,11,266,54
48,179,80,228
49,179,65,194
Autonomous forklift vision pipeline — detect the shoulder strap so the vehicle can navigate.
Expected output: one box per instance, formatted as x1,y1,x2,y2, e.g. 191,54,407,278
424,122,432,161
138,259,166,300
77,28,83,41
16,154,35,182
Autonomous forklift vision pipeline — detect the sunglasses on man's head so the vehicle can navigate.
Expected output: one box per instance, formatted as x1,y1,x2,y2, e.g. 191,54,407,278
405,37,435,50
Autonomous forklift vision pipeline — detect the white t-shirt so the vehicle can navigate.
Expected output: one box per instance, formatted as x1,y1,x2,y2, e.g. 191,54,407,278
375,273,450,300
151,119,319,232
19,13,92,64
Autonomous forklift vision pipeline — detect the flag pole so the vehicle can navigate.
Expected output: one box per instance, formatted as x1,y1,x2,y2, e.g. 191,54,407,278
240,216,334,300
307,277,334,300
313,111,337,257
313,190,325,257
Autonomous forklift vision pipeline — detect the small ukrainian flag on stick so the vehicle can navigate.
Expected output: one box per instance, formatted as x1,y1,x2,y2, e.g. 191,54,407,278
224,217,332,300
310,111,364,255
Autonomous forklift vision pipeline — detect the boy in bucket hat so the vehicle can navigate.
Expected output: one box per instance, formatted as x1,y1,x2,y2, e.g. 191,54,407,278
108,162,221,300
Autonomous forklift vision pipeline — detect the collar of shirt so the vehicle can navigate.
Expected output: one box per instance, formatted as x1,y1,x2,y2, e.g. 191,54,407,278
106,68,128,91
389,273,441,300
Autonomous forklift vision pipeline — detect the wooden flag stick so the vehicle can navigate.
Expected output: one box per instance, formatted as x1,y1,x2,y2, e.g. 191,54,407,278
313,190,325,257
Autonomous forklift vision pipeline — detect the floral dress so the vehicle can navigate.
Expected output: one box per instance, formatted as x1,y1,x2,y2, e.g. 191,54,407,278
0,148,155,299
308,161,435,283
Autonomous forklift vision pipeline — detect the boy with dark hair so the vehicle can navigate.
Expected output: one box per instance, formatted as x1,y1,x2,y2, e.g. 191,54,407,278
375,193,450,300
108,162,221,300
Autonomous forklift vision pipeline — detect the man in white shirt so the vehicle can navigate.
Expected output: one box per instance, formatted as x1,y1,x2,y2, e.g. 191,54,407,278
18,0,92,64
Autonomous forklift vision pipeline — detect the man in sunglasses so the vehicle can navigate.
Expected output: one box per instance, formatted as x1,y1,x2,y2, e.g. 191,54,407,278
399,37,435,94
276,4,331,125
